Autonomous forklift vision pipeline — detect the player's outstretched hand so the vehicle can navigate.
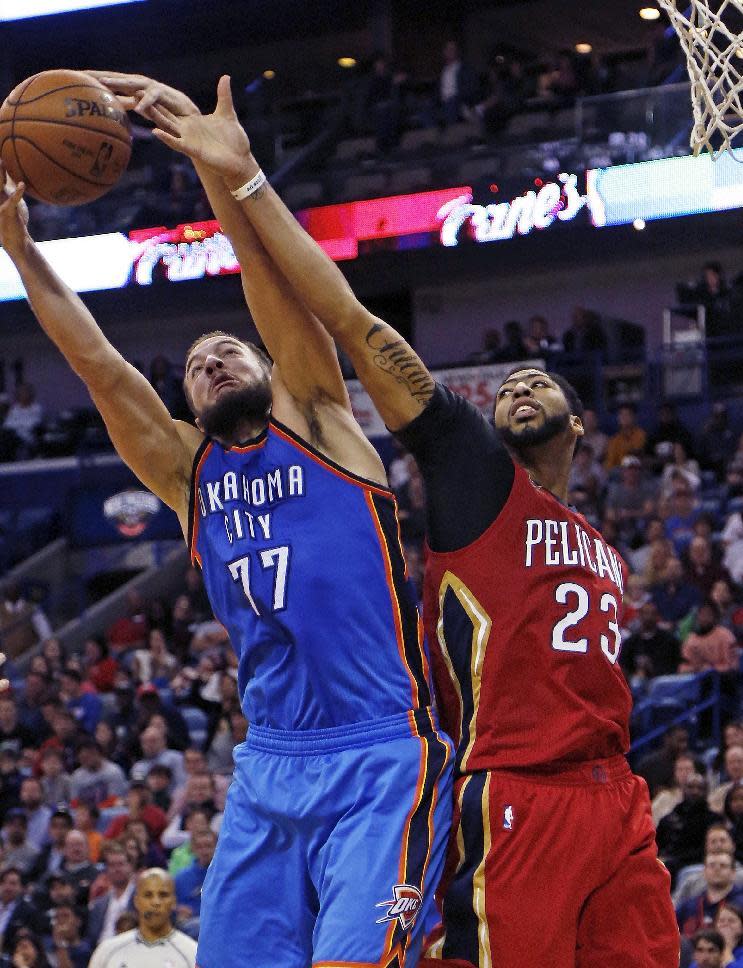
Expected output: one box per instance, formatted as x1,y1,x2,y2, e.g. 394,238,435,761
86,70,200,121
0,163,31,258
148,75,254,187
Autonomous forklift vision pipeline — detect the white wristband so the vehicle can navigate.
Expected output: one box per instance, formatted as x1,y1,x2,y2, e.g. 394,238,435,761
230,170,267,200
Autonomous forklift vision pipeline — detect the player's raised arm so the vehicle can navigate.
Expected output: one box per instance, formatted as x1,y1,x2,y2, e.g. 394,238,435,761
0,168,199,525
89,73,349,418
145,74,435,431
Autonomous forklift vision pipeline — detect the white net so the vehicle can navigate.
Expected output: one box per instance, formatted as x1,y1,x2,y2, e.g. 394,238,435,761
657,0,743,157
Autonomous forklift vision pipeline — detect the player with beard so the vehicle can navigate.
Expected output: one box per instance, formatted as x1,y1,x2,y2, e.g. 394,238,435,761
0,76,454,968
127,73,680,967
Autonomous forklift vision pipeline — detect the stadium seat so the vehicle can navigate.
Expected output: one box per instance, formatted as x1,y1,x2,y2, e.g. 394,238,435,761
334,137,376,162
646,673,704,704
388,167,433,195
398,127,438,154
441,122,479,147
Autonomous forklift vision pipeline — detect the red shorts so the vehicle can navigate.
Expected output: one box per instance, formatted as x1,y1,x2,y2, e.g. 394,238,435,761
421,756,679,968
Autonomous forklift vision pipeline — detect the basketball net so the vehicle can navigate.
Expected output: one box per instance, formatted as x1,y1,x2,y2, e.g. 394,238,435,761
657,0,743,158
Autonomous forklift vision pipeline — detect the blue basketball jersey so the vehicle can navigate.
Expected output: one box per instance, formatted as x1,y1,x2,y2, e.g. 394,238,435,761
188,419,431,730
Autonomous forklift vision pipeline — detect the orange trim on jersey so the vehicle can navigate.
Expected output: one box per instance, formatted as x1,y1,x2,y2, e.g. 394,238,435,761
225,436,269,454
313,943,407,967
383,736,428,956
365,491,420,708
391,498,432,690
422,733,451,887
271,421,392,499
189,441,214,565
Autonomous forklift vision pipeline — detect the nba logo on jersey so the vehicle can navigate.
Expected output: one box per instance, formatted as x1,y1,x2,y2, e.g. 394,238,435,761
503,805,515,830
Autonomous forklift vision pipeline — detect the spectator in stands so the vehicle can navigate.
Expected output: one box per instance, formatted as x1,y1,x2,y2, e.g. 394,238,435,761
711,580,743,639
677,852,743,937
646,16,684,85
144,765,173,814
28,809,72,884
358,52,408,153
16,673,50,738
106,590,148,656
674,825,743,907
622,601,681,682
73,803,102,865
474,56,527,139
206,707,247,774
699,403,735,479
130,725,186,790
522,313,562,357
148,354,188,420
174,828,217,921
724,782,743,864
686,537,731,601
568,442,605,528
0,584,52,662
661,443,702,499
657,773,723,878
85,842,136,948
134,685,190,752
0,867,43,952
1,810,39,876
437,40,479,126
654,558,702,628
722,511,743,588
710,748,743,813
604,454,658,546
688,927,726,968
5,928,50,968
37,708,81,775
57,830,98,906
81,638,118,695
18,780,51,854
471,328,503,364
604,403,647,471
653,752,700,826
163,773,222,851
713,901,743,965
43,899,89,967
104,782,167,843
167,806,213,878
579,408,608,463
0,699,35,762
537,50,580,102
562,305,606,359
679,602,739,675
69,738,127,808
40,639,67,682
132,629,178,688
39,750,71,809
499,320,528,363
680,262,734,341
647,402,696,469
122,818,167,870
170,595,196,664
666,484,704,557
92,720,130,775
59,667,102,737
638,724,691,797
2,383,43,459
0,747,23,825
183,568,210,620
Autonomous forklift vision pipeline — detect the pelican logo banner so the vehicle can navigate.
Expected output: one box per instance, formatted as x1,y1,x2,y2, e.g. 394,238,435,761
103,489,160,537
375,883,423,932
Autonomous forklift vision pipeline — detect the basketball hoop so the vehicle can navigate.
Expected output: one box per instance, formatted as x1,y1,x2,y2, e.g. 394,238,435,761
656,0,743,158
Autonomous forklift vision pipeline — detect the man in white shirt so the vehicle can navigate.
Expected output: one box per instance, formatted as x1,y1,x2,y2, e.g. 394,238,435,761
89,868,197,968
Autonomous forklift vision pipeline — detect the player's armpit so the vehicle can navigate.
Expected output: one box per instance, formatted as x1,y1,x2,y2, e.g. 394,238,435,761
86,360,201,520
332,310,435,431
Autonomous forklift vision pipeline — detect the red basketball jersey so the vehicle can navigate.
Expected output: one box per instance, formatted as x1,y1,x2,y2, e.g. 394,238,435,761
423,462,632,773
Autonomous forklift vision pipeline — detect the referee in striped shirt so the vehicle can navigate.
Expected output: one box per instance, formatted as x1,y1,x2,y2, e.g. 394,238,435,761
89,868,197,967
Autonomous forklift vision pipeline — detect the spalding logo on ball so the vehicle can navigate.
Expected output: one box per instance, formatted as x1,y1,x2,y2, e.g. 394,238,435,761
0,68,132,206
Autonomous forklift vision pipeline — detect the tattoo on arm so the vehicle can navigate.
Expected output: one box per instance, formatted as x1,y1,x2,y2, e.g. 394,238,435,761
248,185,268,202
364,322,434,402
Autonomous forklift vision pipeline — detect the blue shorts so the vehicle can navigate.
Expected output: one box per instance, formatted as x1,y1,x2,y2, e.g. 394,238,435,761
197,708,453,968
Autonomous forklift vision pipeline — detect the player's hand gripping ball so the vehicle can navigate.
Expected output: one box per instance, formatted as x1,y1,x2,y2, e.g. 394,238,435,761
0,69,132,206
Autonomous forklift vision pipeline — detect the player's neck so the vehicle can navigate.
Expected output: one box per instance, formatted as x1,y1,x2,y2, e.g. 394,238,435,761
517,437,574,503
213,415,268,449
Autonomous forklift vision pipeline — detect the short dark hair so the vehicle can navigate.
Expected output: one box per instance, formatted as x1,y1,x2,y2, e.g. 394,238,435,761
0,866,24,883
503,367,584,421
693,927,725,952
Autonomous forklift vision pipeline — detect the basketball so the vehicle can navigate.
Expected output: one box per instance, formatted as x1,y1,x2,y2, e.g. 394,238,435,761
0,68,131,206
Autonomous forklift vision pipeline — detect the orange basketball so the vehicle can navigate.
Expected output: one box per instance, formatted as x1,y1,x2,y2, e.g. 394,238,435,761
0,69,132,206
